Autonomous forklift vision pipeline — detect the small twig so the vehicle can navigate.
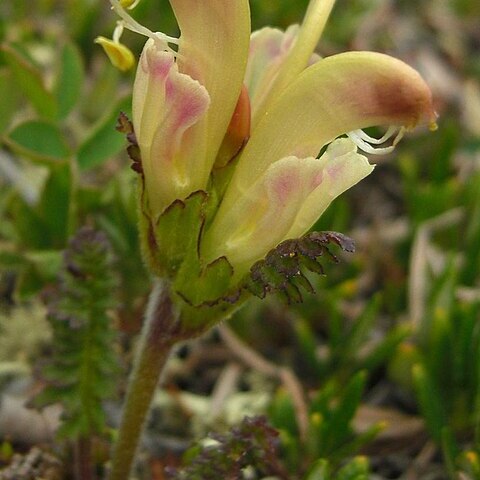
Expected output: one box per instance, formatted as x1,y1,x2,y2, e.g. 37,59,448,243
409,208,464,328
217,324,309,442
218,324,277,376
401,440,437,480
208,362,243,420
278,368,309,441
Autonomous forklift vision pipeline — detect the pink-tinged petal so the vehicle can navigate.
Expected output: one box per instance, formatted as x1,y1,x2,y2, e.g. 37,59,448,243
245,24,323,125
203,156,320,277
203,139,371,277
169,0,251,170
245,26,299,119
285,138,374,239
132,41,210,217
224,51,435,211
251,0,336,125
133,41,174,147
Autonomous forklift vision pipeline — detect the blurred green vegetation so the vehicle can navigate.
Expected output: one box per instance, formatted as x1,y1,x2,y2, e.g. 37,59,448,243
1,0,480,478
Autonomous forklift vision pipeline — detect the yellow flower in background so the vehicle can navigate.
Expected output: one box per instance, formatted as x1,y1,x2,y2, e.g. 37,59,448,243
95,20,135,71
120,0,141,8
95,36,135,71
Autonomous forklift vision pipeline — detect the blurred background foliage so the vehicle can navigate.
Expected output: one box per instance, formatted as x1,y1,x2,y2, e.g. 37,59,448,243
0,0,480,478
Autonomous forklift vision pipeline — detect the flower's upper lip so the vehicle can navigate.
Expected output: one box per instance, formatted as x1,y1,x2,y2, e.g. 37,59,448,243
250,0,336,127
169,0,251,167
222,51,435,214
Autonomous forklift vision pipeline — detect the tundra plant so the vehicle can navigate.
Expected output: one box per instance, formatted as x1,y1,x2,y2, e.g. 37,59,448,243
96,0,436,478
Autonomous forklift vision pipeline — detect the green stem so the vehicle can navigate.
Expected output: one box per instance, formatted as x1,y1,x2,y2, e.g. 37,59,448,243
107,279,179,480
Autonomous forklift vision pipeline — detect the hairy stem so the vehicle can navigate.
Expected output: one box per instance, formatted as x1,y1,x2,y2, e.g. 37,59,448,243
108,279,179,480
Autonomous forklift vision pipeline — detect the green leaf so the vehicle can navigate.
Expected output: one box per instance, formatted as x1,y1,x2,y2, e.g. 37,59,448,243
0,251,26,269
7,250,64,299
175,255,234,306
0,69,19,134
77,96,131,170
360,324,411,372
54,42,84,119
10,163,75,250
1,44,57,119
293,317,325,378
37,162,74,247
462,180,480,285
336,456,370,480
81,59,121,119
333,422,383,463
24,250,63,280
269,388,299,438
322,371,366,454
165,195,239,308
155,190,207,275
413,364,448,442
344,294,382,356
304,459,329,480
10,195,50,250
441,427,459,477
6,120,70,162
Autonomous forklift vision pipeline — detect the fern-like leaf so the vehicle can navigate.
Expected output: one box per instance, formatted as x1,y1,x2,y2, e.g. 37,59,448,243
244,231,355,304
35,227,119,439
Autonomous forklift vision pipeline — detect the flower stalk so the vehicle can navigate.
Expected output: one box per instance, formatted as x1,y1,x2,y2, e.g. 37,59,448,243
107,280,179,480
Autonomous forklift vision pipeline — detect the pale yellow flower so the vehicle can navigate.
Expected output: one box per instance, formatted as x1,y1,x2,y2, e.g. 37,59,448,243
107,0,436,282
